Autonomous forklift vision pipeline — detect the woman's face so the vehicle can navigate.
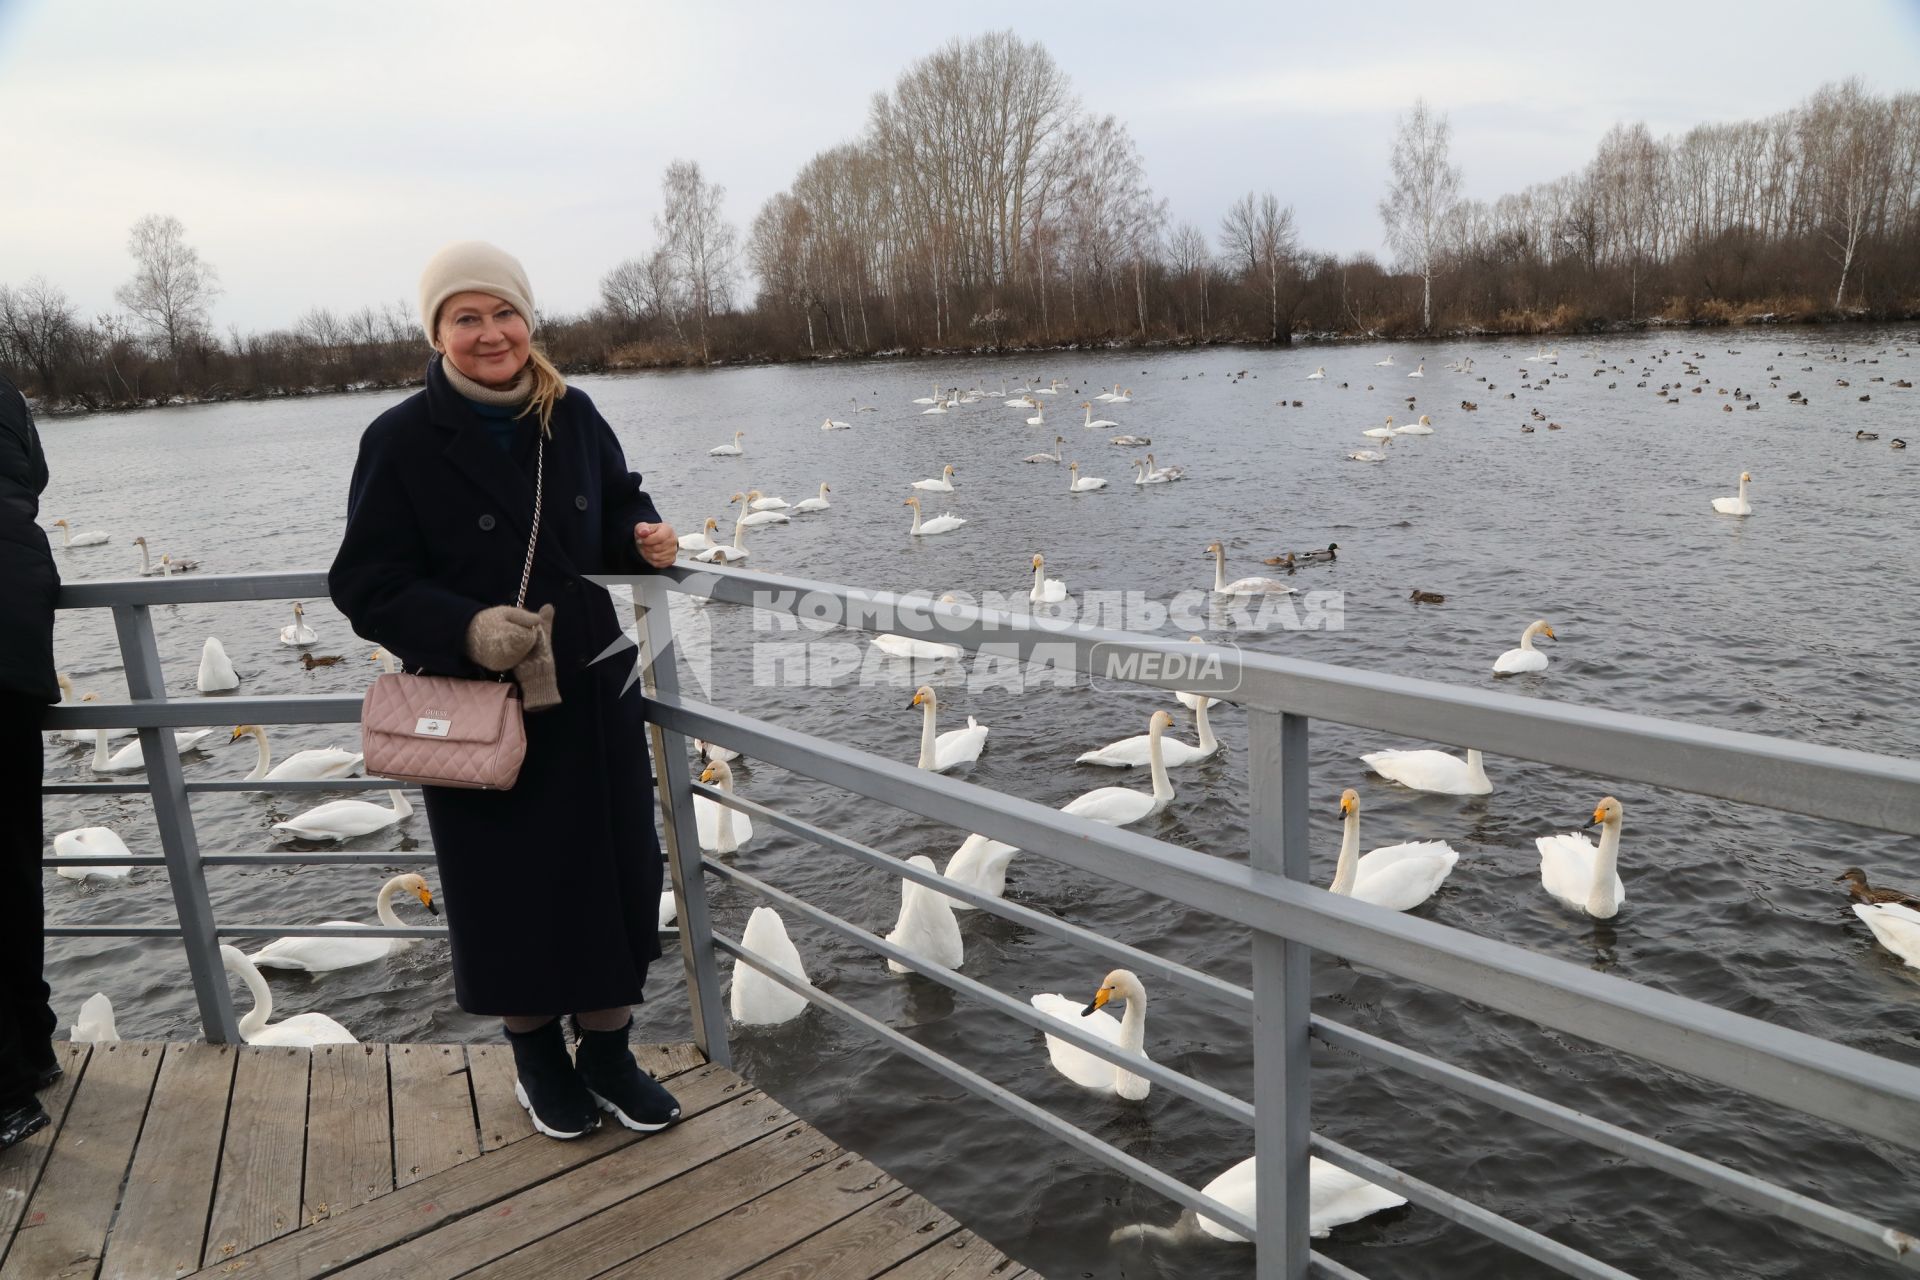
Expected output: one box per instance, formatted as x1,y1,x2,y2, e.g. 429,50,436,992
435,290,531,387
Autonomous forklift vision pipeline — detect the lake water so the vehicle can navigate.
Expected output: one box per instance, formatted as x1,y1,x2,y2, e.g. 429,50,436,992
34,329,1920,1279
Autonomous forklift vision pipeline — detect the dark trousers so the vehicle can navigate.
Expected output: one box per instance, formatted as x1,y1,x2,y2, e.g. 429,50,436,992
0,692,55,1105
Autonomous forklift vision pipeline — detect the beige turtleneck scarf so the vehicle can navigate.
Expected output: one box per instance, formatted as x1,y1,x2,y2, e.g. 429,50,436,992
440,354,534,407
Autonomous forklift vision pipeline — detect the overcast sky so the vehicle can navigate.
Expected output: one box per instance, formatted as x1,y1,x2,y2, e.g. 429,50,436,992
3,0,1917,332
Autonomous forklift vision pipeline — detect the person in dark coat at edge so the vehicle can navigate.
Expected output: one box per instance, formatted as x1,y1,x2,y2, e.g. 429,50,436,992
0,372,62,1151
328,242,683,1140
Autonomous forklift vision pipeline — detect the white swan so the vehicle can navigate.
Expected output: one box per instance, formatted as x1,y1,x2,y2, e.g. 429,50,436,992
1096,383,1124,402
1853,901,1920,970
820,417,850,430
885,854,963,973
1144,453,1185,481
914,383,943,405
678,517,721,551
132,536,197,576
272,788,412,841
1359,746,1491,796
941,832,1020,908
197,636,239,692
1031,969,1151,1099
278,602,317,646
1536,796,1626,918
1373,356,1396,366
1394,414,1435,435
1067,462,1107,493
1024,435,1065,463
696,760,754,853
709,430,745,456
748,491,790,511
872,633,964,661
1362,417,1397,441
730,906,810,1025
1183,1154,1407,1242
370,648,398,674
1346,448,1389,463
1081,402,1118,430
1174,636,1220,713
904,495,966,536
249,873,438,972
1029,554,1067,603
232,723,363,781
53,826,134,881
1078,700,1216,768
1712,471,1753,517
49,518,110,547
1110,433,1151,447
220,945,357,1047
911,464,957,493
1493,619,1555,674
736,490,790,526
58,688,132,742
910,685,988,772
1407,362,1425,378
694,512,750,563
71,993,119,1043
1207,541,1296,596
1306,366,1326,380
922,397,950,415
1061,711,1175,827
793,483,832,513
694,738,739,764
1131,459,1170,486
1330,789,1458,911
1026,401,1047,427
1109,388,1133,403
92,724,214,773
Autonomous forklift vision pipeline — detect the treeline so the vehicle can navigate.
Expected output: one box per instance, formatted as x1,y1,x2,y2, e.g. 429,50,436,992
3,34,1917,411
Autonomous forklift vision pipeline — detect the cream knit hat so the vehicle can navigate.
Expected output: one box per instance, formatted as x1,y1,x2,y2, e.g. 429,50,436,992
418,241,536,345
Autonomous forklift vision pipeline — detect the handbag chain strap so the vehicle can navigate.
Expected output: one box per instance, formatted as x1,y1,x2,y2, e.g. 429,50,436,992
513,434,544,610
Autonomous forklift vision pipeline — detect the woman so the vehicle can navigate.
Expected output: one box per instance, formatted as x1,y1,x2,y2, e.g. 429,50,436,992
0,372,60,1152
329,242,682,1140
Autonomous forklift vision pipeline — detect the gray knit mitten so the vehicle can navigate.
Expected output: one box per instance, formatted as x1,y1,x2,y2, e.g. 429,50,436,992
465,605,543,672
513,604,561,712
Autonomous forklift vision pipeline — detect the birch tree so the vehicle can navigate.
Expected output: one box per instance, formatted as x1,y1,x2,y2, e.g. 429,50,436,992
1379,100,1462,331
115,214,220,371
655,160,739,362
1219,192,1298,343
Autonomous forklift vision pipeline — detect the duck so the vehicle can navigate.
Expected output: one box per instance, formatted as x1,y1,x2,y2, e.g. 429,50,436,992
278,602,317,646
708,430,745,456
220,946,357,1046
1031,969,1152,1099
1078,699,1217,768
53,826,135,881
1894,438,1908,449
48,517,110,548
1852,901,1920,969
677,517,721,551
1395,414,1435,435
1329,789,1459,910
1029,554,1067,603
272,788,413,841
248,873,438,972
1081,402,1119,430
730,907,810,1025
747,490,790,512
1024,435,1065,463
197,636,240,692
1856,430,1879,441
1262,553,1298,572
911,464,957,493
941,833,1021,907
903,495,966,536
299,653,344,670
230,724,364,782
1711,471,1753,517
71,993,119,1043
1408,588,1445,604
92,724,214,773
1359,746,1490,796
735,491,790,527
1067,462,1107,493
1836,868,1920,908
1536,796,1627,918
1297,543,1339,563
1207,541,1296,595
1493,619,1555,674
793,483,832,513
1060,711,1175,827
909,685,988,772
694,513,751,563
885,855,963,973
696,760,754,853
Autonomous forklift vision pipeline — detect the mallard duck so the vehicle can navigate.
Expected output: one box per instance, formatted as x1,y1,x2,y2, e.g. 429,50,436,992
1260,553,1297,572
1893,439,1908,449
1856,430,1879,440
1408,589,1445,604
1837,868,1920,909
299,653,344,669
1296,543,1338,563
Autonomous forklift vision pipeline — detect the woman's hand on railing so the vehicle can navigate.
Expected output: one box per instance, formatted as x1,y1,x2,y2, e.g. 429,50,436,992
634,521,678,569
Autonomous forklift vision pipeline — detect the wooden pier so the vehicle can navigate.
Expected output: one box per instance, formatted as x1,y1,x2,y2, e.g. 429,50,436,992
0,1041,1030,1280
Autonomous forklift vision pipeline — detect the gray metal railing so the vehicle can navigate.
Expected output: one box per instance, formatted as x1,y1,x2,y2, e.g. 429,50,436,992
42,566,1920,1280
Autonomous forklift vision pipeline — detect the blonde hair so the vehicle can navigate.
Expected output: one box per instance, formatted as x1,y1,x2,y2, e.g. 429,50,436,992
516,346,567,436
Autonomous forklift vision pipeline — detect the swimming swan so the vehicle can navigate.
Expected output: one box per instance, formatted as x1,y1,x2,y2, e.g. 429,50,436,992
1067,462,1107,493
709,430,745,456
71,992,119,1043
1029,553,1068,603
678,517,721,551
92,725,214,773
1853,901,1920,969
232,723,364,781
1493,619,1555,674
220,945,357,1046
942,832,1020,907
1330,789,1458,911
272,788,413,841
1711,471,1753,516
730,906,811,1025
911,464,957,493
793,483,832,513
1536,795,1626,918
1031,968,1152,1099
53,826,135,881
198,636,240,691
1060,711,1175,827
1207,541,1295,595
696,760,754,853
910,684,988,772
885,855,963,973
249,873,438,972
1078,699,1217,767
1359,746,1490,796
903,495,966,536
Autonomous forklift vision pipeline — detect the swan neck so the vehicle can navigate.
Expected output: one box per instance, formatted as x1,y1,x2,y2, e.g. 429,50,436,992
1031,561,1043,594
92,727,110,769
1737,474,1748,499
232,956,270,1037
1148,722,1172,802
375,876,404,927
1331,811,1359,895
390,789,413,816
1466,748,1488,785
1212,547,1227,592
908,503,922,534
1591,819,1622,908
246,727,270,781
1119,988,1147,1056
918,698,937,769
1194,700,1216,751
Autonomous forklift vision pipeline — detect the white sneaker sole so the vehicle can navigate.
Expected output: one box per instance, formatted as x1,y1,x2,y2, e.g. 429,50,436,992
587,1087,681,1133
514,1079,596,1140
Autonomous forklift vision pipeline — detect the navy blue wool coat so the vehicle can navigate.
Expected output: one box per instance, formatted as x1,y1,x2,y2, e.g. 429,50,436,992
328,356,665,1015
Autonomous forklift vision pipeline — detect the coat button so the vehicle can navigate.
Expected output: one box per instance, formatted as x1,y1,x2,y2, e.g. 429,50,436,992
574,494,589,511
478,513,496,531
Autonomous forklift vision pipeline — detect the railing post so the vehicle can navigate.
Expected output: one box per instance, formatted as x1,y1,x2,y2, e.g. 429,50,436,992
1248,709,1311,1280
632,578,732,1068
111,603,240,1044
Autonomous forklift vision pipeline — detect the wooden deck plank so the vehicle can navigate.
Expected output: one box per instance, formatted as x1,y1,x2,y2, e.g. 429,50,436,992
184,1059,748,1280
100,1043,239,1280
201,1047,311,1268
634,1041,706,1078
464,1046,522,1154
387,1045,476,1188
737,1186,966,1280
873,1230,1028,1280
303,1044,392,1224
0,1041,88,1269
0,1042,162,1280
595,1149,902,1280
335,1076,798,1279
461,1118,840,1280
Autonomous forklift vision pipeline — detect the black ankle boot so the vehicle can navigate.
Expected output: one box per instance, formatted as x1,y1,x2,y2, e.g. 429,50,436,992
0,1099,50,1152
505,1020,598,1140
572,1018,681,1133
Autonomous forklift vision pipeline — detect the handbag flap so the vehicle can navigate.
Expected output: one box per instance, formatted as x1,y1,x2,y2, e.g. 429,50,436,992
363,672,517,744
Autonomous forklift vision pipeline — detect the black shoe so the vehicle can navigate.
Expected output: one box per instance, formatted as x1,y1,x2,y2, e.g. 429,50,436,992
504,1020,599,1141
0,1100,50,1152
572,1017,681,1133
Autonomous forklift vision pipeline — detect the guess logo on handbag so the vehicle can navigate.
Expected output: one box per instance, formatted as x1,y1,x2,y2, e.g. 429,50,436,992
414,716,452,737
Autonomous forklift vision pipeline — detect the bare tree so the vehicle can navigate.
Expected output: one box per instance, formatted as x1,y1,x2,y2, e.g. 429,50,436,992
655,160,739,363
114,214,221,371
1380,100,1462,331
1804,79,1884,310
1220,192,1299,343
0,277,80,399
1167,222,1212,338
599,257,655,328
